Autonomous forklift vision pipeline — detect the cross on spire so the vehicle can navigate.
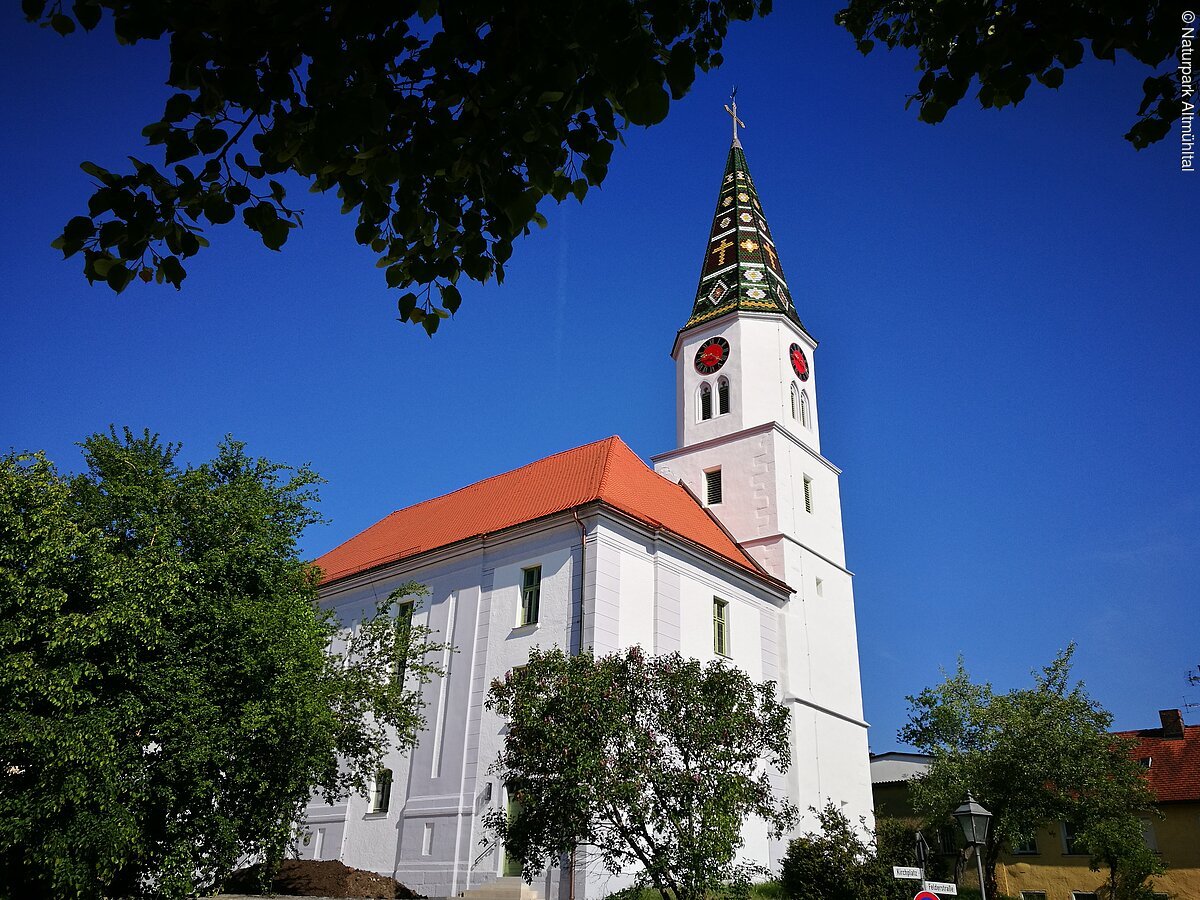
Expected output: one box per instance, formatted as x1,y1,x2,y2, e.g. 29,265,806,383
724,88,745,148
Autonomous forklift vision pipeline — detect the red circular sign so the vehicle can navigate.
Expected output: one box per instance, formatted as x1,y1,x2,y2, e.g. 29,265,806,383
913,892,939,900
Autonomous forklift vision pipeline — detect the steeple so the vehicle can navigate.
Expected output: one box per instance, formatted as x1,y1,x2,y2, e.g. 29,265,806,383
683,131,806,334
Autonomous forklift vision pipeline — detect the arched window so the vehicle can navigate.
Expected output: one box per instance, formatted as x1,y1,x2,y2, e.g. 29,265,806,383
790,383,799,420
800,390,810,428
716,376,730,415
699,382,713,421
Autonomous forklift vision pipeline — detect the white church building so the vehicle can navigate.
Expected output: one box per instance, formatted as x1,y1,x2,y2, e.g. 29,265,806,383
301,128,874,898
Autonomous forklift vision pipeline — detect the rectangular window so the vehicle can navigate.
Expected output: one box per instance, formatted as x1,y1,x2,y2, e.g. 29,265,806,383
394,600,415,684
422,822,434,856
815,577,824,597
717,379,730,415
369,768,393,813
1011,834,1039,855
706,469,722,505
1020,893,1047,900
1062,821,1086,855
520,565,541,626
803,475,813,513
713,597,730,657
1071,893,1099,900
1141,819,1157,851
700,385,712,420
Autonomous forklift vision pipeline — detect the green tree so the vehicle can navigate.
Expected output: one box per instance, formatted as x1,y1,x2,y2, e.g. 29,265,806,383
835,1,1181,148
898,646,1159,900
25,0,770,333
778,806,917,900
484,646,798,900
0,429,444,899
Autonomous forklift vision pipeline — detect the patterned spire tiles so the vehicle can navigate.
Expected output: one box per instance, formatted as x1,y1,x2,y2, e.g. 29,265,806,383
683,142,805,332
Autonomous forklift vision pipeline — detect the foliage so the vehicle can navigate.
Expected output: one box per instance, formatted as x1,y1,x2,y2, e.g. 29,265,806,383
779,805,916,900
1086,814,1164,900
835,1,1181,148
25,0,771,333
874,816,952,884
484,646,797,900
898,645,1159,900
0,429,444,899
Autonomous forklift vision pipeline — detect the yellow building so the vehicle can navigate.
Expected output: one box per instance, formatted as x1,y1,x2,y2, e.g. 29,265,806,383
870,710,1200,900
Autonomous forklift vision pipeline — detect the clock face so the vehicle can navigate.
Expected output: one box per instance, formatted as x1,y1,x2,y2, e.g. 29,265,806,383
694,337,730,375
789,343,810,381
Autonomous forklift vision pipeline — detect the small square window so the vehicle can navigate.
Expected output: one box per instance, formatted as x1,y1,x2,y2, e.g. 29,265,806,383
520,566,541,626
706,469,722,506
713,597,730,657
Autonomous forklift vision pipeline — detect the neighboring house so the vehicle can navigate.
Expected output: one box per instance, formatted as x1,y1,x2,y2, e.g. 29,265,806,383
297,126,875,899
868,710,1200,900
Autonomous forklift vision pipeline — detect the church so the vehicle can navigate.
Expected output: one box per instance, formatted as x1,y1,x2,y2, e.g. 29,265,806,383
300,118,874,898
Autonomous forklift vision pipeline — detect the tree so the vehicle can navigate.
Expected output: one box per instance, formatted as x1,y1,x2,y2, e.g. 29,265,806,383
484,646,798,900
835,1,1181,148
25,0,770,333
0,429,444,899
898,646,1159,899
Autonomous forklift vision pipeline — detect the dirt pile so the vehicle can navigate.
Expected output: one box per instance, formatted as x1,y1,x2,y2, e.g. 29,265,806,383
224,858,423,898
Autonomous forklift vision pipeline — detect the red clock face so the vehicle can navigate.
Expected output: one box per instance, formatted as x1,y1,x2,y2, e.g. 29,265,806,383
694,337,730,375
789,343,810,381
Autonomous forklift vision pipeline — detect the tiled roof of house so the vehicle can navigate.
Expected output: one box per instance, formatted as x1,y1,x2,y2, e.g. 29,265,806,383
1115,714,1200,803
315,436,778,588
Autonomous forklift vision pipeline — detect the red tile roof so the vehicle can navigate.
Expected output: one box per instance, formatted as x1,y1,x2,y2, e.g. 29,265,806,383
315,436,779,588
1115,720,1200,803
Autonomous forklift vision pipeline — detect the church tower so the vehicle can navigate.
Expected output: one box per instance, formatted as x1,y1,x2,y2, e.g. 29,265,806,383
652,108,874,830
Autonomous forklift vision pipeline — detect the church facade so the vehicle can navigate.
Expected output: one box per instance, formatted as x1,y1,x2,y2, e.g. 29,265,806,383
300,130,873,898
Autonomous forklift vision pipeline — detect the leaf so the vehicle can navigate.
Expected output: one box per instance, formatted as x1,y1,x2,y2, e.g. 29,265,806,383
203,196,235,225
397,292,418,319
50,13,75,34
72,0,100,31
105,264,133,292
623,81,670,127
438,283,461,314
63,216,94,242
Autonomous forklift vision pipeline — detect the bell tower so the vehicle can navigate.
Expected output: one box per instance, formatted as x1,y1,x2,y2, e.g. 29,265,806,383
652,104,874,831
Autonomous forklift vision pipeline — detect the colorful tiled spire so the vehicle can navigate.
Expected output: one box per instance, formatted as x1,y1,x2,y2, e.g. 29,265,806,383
683,122,805,332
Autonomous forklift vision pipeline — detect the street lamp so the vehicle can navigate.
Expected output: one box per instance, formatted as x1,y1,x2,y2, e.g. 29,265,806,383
953,796,993,900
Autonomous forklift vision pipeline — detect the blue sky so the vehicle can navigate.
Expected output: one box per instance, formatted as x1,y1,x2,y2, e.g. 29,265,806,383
1,4,1195,751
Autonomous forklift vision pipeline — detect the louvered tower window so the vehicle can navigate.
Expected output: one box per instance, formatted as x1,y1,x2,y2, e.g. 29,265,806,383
800,390,810,428
717,377,730,415
705,469,722,505
699,383,713,421
803,476,813,513
790,383,799,419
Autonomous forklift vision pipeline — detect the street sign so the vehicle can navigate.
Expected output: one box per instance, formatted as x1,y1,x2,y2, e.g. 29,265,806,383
923,881,958,896
913,891,939,900
892,866,923,880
